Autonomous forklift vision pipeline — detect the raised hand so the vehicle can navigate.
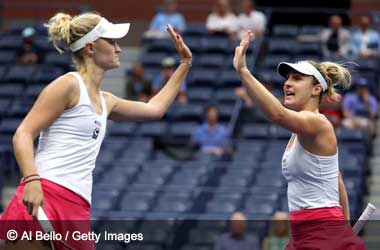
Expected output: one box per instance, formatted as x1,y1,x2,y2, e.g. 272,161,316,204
166,24,192,64
233,31,253,73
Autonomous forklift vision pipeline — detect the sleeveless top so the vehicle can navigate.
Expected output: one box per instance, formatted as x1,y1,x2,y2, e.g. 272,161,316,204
35,72,107,204
282,135,340,211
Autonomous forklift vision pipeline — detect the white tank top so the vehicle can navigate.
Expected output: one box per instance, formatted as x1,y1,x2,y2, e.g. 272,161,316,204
35,72,107,204
281,135,340,212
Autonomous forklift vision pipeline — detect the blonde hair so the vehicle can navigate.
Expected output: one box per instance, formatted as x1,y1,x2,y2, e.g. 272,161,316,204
307,61,352,102
46,12,101,70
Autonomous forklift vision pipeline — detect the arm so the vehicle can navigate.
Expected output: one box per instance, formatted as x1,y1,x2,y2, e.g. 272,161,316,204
13,74,77,216
338,172,350,220
107,24,192,122
262,238,269,250
233,32,329,136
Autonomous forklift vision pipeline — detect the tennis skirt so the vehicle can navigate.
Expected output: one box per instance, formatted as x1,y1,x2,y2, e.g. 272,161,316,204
285,206,365,250
0,178,95,250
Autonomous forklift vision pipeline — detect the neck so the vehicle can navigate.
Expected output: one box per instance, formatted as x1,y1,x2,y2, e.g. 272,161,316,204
301,101,319,113
79,62,105,93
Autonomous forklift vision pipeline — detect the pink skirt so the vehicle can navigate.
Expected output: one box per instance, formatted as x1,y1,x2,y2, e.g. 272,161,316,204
286,207,365,250
0,178,95,250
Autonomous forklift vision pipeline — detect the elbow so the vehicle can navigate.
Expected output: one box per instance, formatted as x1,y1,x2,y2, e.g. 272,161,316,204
13,128,33,150
150,107,165,120
268,111,285,124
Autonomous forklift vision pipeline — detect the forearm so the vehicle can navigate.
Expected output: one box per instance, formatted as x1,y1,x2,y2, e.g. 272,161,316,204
13,131,38,178
239,69,285,121
148,62,190,116
338,172,350,220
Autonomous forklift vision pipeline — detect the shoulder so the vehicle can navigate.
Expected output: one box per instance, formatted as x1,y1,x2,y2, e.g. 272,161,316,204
46,72,79,97
101,91,118,113
253,10,266,18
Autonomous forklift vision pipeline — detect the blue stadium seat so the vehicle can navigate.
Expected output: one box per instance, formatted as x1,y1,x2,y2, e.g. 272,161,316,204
44,51,72,69
0,118,23,134
188,69,218,86
219,70,241,87
0,35,22,50
169,122,198,138
24,84,44,100
336,128,366,142
136,121,168,137
91,189,119,210
272,25,299,38
168,172,203,187
147,39,176,53
119,192,155,212
198,54,224,69
8,99,34,117
183,38,202,53
4,65,36,83
243,203,275,216
217,103,235,121
183,23,208,37
263,54,292,69
133,172,167,186
205,199,237,213
0,51,17,65
241,123,269,139
34,36,55,52
218,174,250,187
174,104,204,122
187,87,213,103
32,66,63,84
108,122,136,137
141,52,168,68
0,99,11,114
299,25,324,35
296,42,321,56
188,228,220,245
0,83,24,98
215,88,236,103
201,37,230,53
270,126,292,139
268,39,297,55
152,199,191,213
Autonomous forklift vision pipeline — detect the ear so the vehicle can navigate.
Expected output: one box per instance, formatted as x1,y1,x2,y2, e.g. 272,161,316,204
311,84,323,97
83,43,95,56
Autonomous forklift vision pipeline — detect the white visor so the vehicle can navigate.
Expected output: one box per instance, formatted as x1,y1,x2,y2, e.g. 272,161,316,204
277,61,328,92
69,17,130,52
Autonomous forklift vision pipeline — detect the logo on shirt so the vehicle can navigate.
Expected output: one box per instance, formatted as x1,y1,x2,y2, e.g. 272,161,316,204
92,120,101,139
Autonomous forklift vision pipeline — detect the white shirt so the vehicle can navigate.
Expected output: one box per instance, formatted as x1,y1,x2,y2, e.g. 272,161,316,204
206,13,238,33
282,135,340,212
236,10,267,39
35,72,108,204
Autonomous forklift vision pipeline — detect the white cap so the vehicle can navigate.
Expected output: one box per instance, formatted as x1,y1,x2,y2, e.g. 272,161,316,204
70,17,130,52
277,61,328,92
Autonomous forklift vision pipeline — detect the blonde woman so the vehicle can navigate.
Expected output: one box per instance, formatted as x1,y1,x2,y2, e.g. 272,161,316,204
233,32,365,249
0,12,191,249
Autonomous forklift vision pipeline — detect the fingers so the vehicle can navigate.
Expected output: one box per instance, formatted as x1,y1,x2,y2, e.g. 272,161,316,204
166,24,180,42
240,31,253,55
32,204,39,217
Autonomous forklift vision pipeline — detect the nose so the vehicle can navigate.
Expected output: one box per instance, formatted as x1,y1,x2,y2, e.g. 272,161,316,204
115,43,121,53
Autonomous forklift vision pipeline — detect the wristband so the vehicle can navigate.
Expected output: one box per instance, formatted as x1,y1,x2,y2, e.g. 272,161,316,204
24,178,41,184
24,174,40,180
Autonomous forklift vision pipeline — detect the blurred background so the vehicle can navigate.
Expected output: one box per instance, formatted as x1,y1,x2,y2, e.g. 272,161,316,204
0,0,379,249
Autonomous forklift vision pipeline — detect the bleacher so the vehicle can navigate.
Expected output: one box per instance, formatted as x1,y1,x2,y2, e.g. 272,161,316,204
0,16,376,250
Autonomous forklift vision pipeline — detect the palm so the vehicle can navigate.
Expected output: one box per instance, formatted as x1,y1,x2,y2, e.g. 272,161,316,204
167,25,192,61
233,31,253,72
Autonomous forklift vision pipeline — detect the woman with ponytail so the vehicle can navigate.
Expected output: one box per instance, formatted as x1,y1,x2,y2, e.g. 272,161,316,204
1,11,192,250
233,31,365,249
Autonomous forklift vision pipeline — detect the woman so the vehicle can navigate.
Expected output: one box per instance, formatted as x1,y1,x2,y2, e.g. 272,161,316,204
233,31,365,249
0,12,192,250
206,0,238,39
262,212,290,250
